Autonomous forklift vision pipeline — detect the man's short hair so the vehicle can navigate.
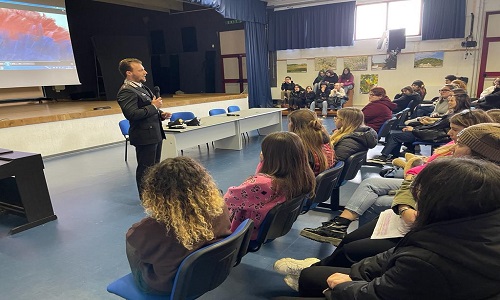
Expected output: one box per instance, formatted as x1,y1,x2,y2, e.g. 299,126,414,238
445,74,457,81
119,58,142,78
285,76,291,80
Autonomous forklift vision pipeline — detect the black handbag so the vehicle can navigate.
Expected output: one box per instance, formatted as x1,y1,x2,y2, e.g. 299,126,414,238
412,128,450,143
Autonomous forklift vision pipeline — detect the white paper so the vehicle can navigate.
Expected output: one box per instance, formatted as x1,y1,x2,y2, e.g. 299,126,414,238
371,209,411,239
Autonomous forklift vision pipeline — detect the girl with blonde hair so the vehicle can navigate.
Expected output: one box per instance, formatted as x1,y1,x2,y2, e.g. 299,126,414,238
126,157,231,295
288,109,335,175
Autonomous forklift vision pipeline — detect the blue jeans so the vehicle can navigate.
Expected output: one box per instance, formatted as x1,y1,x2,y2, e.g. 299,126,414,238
310,101,328,116
381,130,416,157
344,177,403,226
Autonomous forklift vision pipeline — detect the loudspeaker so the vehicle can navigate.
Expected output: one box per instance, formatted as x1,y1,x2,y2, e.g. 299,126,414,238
387,28,406,52
181,27,198,52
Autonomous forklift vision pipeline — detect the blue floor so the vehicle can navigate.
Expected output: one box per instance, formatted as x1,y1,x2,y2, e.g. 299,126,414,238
0,116,391,299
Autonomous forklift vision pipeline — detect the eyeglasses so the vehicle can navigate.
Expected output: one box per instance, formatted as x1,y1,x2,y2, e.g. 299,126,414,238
439,89,451,92
368,93,379,96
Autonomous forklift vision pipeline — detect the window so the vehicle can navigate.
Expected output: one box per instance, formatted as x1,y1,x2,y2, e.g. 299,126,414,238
355,0,422,40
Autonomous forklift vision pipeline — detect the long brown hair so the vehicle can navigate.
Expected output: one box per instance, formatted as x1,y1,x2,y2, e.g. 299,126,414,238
260,132,315,199
141,157,225,250
288,109,331,173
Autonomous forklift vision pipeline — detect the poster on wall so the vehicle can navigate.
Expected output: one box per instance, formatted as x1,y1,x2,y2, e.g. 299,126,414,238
344,56,368,71
314,56,336,71
287,59,308,73
371,54,397,70
414,52,444,68
360,74,379,94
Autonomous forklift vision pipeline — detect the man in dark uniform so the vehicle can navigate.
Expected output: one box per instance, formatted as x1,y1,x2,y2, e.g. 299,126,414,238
117,58,171,196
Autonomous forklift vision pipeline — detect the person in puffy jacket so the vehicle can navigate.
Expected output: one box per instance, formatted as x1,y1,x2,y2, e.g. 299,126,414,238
362,87,397,133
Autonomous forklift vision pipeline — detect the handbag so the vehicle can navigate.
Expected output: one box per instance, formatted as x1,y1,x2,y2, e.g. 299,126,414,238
412,128,450,143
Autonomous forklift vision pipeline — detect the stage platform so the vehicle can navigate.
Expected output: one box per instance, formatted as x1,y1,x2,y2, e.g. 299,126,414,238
0,93,248,156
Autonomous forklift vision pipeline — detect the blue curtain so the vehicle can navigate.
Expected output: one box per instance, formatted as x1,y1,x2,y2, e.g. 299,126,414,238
187,0,271,107
422,0,466,40
245,22,272,108
269,2,355,51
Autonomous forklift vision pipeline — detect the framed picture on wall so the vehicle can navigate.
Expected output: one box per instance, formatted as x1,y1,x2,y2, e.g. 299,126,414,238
314,56,336,71
287,59,308,73
414,52,444,68
360,74,379,94
371,54,397,70
344,56,368,71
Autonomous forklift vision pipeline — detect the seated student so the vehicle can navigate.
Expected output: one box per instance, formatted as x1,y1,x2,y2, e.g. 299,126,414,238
329,107,377,162
281,76,295,106
289,84,305,110
126,157,232,295
452,79,467,90
323,69,338,89
338,68,354,94
290,157,500,299
392,85,421,113
362,87,397,133
479,77,500,99
310,82,331,118
327,83,347,110
224,132,315,240
474,78,500,111
414,84,454,117
288,110,336,176
411,80,427,100
273,111,494,283
444,74,457,84
369,88,470,163
304,86,316,108
312,71,325,93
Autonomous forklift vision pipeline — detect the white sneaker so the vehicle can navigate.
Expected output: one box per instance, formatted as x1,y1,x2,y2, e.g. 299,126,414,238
284,275,299,291
273,257,320,276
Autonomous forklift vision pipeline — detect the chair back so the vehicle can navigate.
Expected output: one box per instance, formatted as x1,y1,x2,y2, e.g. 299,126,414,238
119,119,130,137
377,117,396,141
106,219,253,300
209,108,226,116
391,108,410,130
248,194,306,252
302,162,344,212
227,106,241,113
171,112,195,122
338,151,367,186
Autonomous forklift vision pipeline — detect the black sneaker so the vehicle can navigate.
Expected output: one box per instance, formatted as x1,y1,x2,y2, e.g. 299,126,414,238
300,217,349,246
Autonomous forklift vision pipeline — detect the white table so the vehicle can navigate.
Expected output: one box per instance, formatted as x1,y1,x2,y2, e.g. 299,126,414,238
161,108,284,159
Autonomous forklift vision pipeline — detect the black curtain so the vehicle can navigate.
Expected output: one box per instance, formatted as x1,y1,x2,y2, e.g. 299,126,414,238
187,0,270,108
422,0,466,40
268,2,355,51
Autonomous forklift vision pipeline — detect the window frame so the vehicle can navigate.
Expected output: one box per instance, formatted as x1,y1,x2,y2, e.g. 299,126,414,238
354,0,423,41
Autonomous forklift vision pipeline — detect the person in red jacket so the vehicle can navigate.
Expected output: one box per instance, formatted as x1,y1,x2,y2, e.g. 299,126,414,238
362,87,397,133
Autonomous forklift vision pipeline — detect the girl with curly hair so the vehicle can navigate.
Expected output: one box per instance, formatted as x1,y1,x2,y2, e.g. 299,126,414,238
224,132,315,239
126,156,231,295
288,109,336,175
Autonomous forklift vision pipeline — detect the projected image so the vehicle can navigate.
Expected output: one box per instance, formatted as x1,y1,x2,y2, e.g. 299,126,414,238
0,8,75,67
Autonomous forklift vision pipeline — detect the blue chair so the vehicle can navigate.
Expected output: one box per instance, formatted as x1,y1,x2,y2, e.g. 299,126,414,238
247,194,306,252
227,106,240,113
302,161,344,213
377,117,397,144
209,108,226,116
170,112,195,122
119,120,130,161
107,219,254,300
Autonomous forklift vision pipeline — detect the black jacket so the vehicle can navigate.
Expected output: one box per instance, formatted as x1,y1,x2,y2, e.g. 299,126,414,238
331,209,500,300
117,84,165,146
392,93,422,113
304,91,316,105
477,87,500,110
333,127,377,161
316,88,331,102
281,81,295,91
323,74,338,86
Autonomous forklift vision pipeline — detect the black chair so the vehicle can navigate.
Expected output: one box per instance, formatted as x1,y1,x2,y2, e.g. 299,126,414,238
377,117,397,144
317,151,368,211
391,108,411,130
247,194,306,252
302,162,344,213
107,219,254,300
118,119,130,161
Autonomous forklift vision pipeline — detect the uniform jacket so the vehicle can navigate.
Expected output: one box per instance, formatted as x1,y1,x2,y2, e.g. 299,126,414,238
362,97,397,133
117,83,165,146
332,209,500,300
333,126,377,161
126,208,231,293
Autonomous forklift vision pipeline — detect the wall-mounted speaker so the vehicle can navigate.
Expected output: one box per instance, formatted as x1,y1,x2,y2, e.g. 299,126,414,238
387,28,406,53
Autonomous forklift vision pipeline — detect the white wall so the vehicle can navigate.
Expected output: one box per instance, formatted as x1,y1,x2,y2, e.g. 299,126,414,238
271,0,500,106
0,97,248,157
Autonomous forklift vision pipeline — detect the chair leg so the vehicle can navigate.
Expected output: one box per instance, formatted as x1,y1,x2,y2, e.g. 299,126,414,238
330,188,341,211
124,140,128,162
206,143,210,150
246,132,250,140
181,150,184,156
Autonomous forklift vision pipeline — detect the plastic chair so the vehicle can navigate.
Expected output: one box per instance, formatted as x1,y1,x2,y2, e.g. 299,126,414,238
209,108,226,116
170,112,195,122
391,108,411,130
107,219,254,300
247,194,306,252
317,151,368,211
302,162,344,213
119,119,130,162
377,117,397,144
